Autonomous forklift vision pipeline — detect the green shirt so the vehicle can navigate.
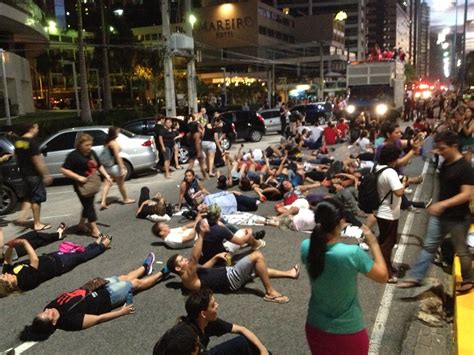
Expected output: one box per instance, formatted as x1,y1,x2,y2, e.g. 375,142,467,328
300,240,374,334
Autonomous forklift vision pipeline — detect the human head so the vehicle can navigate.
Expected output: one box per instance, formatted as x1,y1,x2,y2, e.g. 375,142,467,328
18,123,39,137
239,176,252,191
434,130,459,160
153,322,200,355
308,198,346,279
0,273,19,297
378,143,401,165
164,117,173,128
75,132,94,153
207,203,221,224
105,127,120,144
380,121,401,142
19,308,60,341
281,179,293,192
185,288,218,323
183,169,195,183
152,222,170,239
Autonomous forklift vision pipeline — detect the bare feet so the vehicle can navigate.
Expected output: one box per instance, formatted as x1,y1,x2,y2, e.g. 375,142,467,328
291,264,300,279
122,199,136,204
100,205,109,211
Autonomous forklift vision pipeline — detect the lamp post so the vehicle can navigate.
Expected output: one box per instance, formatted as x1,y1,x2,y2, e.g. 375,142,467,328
220,67,227,106
0,49,11,125
63,60,80,116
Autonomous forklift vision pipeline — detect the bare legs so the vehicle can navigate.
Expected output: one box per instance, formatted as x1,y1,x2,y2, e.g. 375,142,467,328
100,176,135,209
118,266,164,292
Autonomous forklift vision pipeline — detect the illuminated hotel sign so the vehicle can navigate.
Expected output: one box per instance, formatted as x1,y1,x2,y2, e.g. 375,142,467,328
198,16,254,39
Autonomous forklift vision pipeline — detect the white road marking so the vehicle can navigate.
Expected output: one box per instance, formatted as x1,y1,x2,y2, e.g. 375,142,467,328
9,341,37,354
368,161,430,354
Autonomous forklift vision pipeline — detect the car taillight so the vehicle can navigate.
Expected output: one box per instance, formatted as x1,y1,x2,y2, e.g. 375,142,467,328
142,139,153,147
257,113,264,124
231,123,236,133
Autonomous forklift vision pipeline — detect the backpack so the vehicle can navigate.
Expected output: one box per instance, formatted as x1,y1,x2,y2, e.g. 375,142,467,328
358,165,393,213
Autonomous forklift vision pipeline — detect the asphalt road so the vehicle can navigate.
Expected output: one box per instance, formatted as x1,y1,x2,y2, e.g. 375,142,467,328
0,131,438,354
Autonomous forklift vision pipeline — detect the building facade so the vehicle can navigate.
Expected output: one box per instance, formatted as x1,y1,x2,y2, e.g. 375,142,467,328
271,0,367,60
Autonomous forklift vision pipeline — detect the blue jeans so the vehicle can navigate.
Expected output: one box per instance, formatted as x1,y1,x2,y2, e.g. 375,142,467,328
408,216,472,282
104,276,133,308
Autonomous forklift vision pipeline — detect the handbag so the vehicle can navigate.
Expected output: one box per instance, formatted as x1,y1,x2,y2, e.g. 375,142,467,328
78,173,101,197
79,277,110,294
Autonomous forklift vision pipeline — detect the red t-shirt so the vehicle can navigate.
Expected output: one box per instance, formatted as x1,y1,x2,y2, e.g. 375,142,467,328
336,123,349,137
324,127,339,145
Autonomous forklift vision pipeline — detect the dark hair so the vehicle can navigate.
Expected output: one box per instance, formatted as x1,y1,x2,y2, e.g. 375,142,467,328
19,316,56,342
239,176,252,191
153,321,199,355
17,123,37,136
152,222,164,237
184,169,195,179
434,130,459,147
185,288,213,321
105,127,120,144
380,121,399,139
378,143,401,165
166,254,179,274
188,121,201,135
308,199,345,279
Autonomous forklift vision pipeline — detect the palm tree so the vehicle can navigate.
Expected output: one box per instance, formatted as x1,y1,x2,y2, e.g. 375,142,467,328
77,0,92,122
99,0,113,111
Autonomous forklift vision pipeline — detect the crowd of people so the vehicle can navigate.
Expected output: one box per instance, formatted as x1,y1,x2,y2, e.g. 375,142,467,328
0,87,473,354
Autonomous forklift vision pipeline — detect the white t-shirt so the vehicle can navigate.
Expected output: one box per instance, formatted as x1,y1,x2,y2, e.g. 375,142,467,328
243,149,263,161
357,137,371,153
310,126,324,142
164,227,197,249
292,208,316,232
375,165,403,220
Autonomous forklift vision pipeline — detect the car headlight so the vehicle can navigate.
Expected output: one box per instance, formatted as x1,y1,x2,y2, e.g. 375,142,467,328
346,105,356,114
375,104,388,116
414,92,421,98
422,91,431,99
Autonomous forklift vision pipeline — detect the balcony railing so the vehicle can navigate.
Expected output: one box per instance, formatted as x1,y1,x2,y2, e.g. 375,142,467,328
1,0,46,25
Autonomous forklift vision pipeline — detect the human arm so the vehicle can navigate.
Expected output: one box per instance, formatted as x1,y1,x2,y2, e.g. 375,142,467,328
231,324,269,355
82,304,136,329
8,239,39,269
158,135,166,152
201,252,229,268
197,180,209,195
428,184,473,217
396,138,422,167
361,226,388,283
136,200,150,217
97,165,113,185
214,131,223,152
194,133,204,158
61,166,88,184
31,155,53,185
178,182,186,209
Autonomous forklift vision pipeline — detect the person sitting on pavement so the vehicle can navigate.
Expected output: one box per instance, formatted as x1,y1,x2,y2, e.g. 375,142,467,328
20,253,164,340
0,223,67,263
136,187,170,222
198,204,265,264
0,233,111,297
178,169,209,211
152,220,198,249
166,218,299,303
153,288,270,355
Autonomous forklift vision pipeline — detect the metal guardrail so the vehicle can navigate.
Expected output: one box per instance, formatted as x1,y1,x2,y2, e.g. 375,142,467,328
0,0,46,25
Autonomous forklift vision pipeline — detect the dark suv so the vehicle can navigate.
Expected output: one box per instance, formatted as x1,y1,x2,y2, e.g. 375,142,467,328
219,110,266,142
291,103,329,124
0,135,25,215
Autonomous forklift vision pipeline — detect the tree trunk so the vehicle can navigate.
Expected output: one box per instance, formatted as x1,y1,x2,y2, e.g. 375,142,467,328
77,0,92,122
99,0,113,111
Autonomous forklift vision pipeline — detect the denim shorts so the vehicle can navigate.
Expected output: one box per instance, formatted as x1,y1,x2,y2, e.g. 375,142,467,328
104,276,133,307
202,140,217,153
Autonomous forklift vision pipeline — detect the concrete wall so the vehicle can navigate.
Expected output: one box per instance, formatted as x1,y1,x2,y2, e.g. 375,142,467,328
0,51,34,116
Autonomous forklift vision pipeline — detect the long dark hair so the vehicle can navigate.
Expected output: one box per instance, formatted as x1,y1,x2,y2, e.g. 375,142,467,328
105,127,120,144
308,198,345,279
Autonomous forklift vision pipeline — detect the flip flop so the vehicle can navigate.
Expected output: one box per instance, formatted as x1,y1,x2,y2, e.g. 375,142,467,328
263,294,289,304
293,264,300,280
396,279,420,289
456,282,473,294
34,224,52,232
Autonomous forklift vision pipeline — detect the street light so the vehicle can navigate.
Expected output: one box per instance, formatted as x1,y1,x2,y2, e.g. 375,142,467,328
220,67,227,106
0,49,11,125
189,14,197,29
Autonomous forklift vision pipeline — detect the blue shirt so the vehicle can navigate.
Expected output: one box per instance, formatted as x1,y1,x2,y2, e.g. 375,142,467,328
204,192,237,214
300,239,374,334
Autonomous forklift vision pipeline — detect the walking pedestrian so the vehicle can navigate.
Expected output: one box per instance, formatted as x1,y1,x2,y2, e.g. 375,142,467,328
61,133,113,238
186,122,208,179
99,127,135,209
14,123,53,231
158,117,176,179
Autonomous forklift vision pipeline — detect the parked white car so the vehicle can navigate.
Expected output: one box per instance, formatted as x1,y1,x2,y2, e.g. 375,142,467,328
39,126,158,180
258,108,286,133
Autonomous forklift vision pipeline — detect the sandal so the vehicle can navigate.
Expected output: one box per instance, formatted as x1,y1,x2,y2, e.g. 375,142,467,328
456,282,473,294
263,294,289,304
57,222,68,239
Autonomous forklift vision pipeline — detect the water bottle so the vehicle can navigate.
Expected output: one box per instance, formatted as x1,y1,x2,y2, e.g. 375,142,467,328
126,290,133,305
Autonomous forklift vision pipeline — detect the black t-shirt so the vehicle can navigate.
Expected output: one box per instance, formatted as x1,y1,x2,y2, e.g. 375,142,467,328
159,127,175,148
199,224,234,264
45,287,112,331
14,136,41,177
200,318,233,350
202,126,216,142
62,149,101,179
2,254,59,291
439,157,474,220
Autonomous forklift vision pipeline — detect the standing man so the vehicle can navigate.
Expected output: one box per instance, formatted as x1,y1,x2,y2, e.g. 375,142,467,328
15,123,53,231
398,131,474,293
279,104,289,136
374,144,408,283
